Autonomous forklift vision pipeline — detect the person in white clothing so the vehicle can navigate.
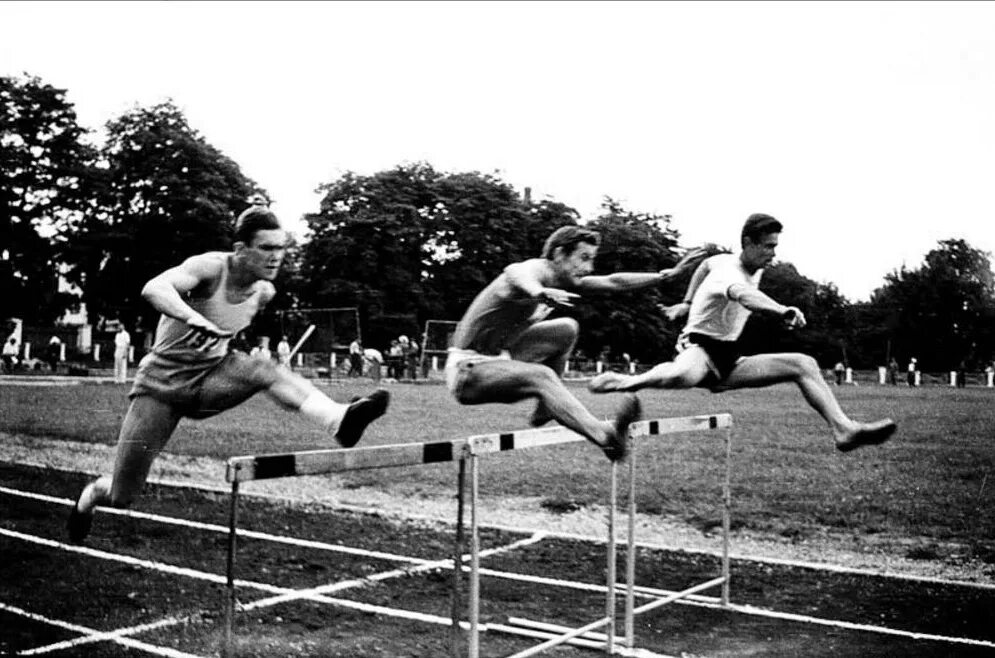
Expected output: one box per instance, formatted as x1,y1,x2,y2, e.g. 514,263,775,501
589,214,897,453
113,325,131,383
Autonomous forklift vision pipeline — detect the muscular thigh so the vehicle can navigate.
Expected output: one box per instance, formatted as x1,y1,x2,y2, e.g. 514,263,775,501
719,352,806,390
453,358,551,405
194,352,278,419
507,318,577,363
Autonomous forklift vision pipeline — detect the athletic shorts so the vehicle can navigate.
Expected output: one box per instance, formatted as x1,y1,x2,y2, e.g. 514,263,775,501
129,350,279,419
444,347,511,402
677,333,743,386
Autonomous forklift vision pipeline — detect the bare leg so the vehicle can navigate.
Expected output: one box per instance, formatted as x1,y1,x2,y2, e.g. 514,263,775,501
721,353,897,450
589,348,711,393
454,358,640,460
508,318,579,426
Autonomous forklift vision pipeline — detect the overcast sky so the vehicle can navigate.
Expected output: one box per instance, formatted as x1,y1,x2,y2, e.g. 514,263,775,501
3,1,994,301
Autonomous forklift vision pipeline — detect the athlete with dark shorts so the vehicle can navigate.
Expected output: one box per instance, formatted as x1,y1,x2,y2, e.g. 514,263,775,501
67,203,389,543
589,213,897,453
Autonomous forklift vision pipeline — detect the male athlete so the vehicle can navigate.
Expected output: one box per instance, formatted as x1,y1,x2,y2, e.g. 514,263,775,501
446,225,716,461
589,213,896,452
68,203,389,543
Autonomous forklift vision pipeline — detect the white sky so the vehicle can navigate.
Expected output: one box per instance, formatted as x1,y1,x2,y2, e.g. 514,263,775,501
3,0,994,301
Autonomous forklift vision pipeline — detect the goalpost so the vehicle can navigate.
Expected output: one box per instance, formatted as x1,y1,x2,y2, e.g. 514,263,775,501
419,319,459,375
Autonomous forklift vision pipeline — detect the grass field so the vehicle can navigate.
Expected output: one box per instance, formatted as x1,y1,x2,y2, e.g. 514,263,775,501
2,378,994,564
3,376,995,656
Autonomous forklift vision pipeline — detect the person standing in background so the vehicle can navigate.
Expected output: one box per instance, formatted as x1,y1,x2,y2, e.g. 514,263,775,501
113,324,131,383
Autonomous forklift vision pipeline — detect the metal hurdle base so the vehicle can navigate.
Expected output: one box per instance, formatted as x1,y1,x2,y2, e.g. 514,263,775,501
220,414,732,658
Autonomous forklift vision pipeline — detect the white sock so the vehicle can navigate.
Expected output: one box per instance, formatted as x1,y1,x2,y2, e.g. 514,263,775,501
299,391,348,432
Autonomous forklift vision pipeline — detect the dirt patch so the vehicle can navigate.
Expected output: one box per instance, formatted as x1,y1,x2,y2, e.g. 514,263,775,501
3,431,992,586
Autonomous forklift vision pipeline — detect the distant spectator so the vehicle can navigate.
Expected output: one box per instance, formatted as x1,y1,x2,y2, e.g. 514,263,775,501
387,339,403,378
907,358,918,387
348,337,363,377
47,335,62,372
276,335,292,368
249,336,272,362
957,360,967,389
834,361,845,386
364,347,384,382
113,325,131,384
399,335,419,379
887,358,899,385
2,336,18,373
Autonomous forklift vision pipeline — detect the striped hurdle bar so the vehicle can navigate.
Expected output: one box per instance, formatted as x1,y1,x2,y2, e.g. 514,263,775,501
221,412,732,658
222,439,470,656
462,413,733,658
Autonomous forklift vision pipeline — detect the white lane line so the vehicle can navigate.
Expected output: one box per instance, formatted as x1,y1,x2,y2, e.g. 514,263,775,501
4,479,992,592
0,602,206,658
4,486,994,650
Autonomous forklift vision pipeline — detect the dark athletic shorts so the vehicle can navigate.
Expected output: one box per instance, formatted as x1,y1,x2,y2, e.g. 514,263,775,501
678,332,743,386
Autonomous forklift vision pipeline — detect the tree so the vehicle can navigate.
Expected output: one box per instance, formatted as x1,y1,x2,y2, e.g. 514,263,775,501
738,262,855,367
1,74,96,324
62,101,266,330
298,163,577,337
864,239,995,371
571,198,684,364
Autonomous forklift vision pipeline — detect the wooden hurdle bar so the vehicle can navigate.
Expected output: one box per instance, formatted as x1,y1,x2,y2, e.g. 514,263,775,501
464,413,733,657
222,412,732,658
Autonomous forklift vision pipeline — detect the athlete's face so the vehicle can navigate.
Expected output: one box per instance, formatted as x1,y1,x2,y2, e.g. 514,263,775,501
741,232,779,272
239,229,288,280
553,242,598,286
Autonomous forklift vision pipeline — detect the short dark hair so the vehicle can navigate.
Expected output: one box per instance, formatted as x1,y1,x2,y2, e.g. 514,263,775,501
234,205,281,244
741,213,783,245
541,225,600,259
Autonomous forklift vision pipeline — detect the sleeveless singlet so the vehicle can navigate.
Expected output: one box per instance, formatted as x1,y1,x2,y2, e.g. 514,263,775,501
150,253,265,363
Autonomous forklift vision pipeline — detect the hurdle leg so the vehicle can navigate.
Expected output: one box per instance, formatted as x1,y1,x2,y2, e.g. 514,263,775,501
450,456,466,658
223,479,241,658
721,426,732,607
468,453,480,658
605,459,617,655
624,434,636,649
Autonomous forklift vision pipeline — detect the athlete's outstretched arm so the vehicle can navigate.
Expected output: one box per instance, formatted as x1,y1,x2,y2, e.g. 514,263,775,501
728,283,807,328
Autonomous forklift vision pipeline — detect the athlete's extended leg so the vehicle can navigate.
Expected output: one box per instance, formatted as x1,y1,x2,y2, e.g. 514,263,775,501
508,318,580,427
198,353,389,448
68,396,181,543
721,353,896,451
589,348,712,393
454,358,640,460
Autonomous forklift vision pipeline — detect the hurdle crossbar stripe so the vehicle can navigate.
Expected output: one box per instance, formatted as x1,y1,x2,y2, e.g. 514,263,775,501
467,413,731,455
226,440,467,482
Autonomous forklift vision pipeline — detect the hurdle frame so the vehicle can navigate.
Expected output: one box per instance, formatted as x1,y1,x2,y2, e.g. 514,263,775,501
463,413,733,656
221,413,732,658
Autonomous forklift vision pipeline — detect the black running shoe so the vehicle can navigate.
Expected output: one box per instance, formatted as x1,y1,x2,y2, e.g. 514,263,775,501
335,389,390,448
67,499,93,545
603,394,641,462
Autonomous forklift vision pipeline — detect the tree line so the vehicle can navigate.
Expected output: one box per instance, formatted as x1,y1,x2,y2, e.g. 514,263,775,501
3,73,994,371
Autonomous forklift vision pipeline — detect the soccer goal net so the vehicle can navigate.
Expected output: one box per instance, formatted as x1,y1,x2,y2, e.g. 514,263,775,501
419,319,458,373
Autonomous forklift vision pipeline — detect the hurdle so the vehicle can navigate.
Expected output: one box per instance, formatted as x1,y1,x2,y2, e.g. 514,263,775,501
221,413,732,657
463,413,732,656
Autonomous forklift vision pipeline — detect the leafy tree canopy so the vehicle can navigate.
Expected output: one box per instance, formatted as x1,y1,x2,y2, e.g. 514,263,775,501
1,73,95,323
61,101,266,329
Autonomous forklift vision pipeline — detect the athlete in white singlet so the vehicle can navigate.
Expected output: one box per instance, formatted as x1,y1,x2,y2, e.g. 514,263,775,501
589,214,897,453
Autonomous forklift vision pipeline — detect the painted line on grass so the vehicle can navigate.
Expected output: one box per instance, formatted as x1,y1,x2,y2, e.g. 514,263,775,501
0,601,206,658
